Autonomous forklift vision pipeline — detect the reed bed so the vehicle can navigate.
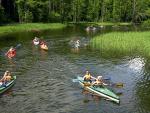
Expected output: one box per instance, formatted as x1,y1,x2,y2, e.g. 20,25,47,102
90,32,150,57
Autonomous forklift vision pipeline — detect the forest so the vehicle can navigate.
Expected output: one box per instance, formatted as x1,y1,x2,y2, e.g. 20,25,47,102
0,0,150,24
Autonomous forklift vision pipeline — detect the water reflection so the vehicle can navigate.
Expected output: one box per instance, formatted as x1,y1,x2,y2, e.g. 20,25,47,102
128,57,145,72
82,89,102,103
135,58,150,113
40,49,48,61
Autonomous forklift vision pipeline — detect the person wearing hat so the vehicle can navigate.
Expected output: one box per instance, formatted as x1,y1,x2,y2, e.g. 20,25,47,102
33,37,40,45
0,71,12,84
92,76,106,87
75,40,80,48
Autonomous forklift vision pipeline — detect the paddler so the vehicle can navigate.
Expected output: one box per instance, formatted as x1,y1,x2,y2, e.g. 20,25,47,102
0,70,12,85
5,46,16,59
92,76,107,87
83,71,94,83
33,37,40,45
75,40,80,48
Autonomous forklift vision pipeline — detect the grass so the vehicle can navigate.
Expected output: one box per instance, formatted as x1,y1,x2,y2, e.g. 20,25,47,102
90,32,150,57
0,23,67,36
69,22,131,26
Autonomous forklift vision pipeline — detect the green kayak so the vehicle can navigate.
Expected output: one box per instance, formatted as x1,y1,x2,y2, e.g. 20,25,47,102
77,76,120,103
0,76,16,94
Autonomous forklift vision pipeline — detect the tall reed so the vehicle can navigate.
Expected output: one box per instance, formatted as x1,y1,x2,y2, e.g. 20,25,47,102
90,32,150,57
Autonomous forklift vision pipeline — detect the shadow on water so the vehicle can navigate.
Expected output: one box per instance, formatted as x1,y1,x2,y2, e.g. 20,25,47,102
0,25,149,113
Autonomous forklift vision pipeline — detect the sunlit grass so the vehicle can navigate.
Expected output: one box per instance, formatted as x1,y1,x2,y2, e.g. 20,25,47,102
69,22,131,26
0,23,66,36
90,32,150,57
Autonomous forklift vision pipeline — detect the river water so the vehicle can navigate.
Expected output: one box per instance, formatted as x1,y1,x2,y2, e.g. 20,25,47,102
0,25,150,113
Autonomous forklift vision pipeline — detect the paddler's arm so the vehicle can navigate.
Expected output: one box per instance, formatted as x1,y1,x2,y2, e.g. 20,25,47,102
103,83,108,86
91,76,96,80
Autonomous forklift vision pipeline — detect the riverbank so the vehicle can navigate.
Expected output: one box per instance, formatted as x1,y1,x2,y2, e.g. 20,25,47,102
69,22,131,26
0,23,67,36
90,32,150,57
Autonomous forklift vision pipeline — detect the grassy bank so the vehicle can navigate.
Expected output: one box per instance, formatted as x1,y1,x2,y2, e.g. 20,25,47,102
0,23,66,36
69,22,131,26
90,32,150,57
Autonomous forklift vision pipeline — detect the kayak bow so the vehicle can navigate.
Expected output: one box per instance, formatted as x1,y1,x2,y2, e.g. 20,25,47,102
0,76,16,94
40,44,48,51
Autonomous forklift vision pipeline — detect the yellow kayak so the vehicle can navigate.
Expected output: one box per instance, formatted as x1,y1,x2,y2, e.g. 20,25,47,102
40,44,48,51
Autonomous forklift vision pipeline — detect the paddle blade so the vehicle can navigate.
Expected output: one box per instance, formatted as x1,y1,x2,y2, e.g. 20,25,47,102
72,79,79,82
112,83,124,88
103,77,111,80
15,44,22,49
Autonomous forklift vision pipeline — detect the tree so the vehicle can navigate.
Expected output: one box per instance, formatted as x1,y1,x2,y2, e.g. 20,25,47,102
0,5,5,24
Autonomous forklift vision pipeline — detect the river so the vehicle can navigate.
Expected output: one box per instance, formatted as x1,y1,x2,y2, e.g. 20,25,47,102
0,25,150,113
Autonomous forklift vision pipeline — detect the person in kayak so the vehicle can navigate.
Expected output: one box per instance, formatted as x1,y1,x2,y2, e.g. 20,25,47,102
0,70,12,85
75,40,80,48
83,71,94,83
33,37,40,45
92,76,107,87
5,46,16,59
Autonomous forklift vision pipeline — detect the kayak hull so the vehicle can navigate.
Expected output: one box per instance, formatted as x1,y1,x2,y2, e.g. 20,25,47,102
0,76,16,94
40,45,48,51
6,50,16,59
77,76,120,103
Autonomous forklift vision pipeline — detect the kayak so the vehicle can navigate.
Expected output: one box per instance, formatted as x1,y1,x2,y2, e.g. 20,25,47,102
33,40,40,45
6,50,16,59
40,44,48,51
77,76,120,103
0,76,16,94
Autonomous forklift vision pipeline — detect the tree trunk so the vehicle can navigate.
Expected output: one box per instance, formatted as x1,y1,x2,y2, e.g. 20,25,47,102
132,0,136,23
101,0,104,22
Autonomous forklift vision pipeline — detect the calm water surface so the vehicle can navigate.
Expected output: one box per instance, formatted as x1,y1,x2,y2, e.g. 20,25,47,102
0,26,150,113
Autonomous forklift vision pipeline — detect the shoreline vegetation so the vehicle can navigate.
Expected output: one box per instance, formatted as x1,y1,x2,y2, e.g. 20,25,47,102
69,22,131,26
90,32,150,57
0,23,67,36
0,22,132,37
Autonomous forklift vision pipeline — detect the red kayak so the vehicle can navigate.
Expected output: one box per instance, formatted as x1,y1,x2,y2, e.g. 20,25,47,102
5,49,16,59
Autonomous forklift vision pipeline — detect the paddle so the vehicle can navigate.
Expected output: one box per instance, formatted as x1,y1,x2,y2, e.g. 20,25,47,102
72,79,79,82
72,77,110,83
14,43,22,49
109,82,124,88
72,76,111,82
72,78,123,88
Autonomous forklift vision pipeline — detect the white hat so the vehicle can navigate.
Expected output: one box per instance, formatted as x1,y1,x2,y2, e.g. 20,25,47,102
97,76,102,80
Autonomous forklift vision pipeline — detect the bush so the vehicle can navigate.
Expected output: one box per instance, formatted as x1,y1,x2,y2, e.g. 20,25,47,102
142,19,150,27
25,10,33,23
48,11,61,22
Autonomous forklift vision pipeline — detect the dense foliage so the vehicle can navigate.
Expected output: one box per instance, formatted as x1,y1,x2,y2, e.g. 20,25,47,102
0,0,150,24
